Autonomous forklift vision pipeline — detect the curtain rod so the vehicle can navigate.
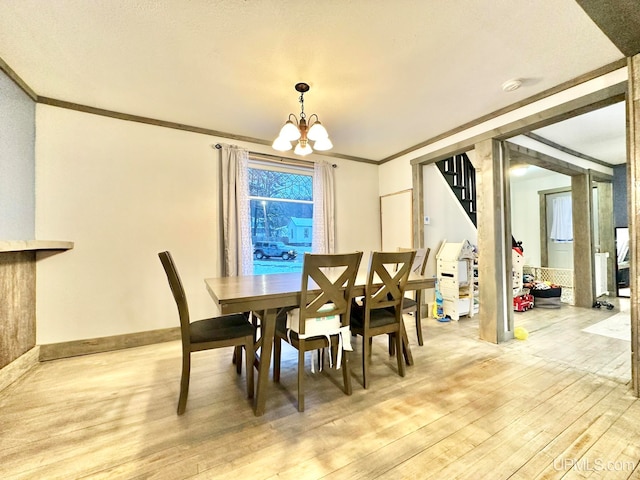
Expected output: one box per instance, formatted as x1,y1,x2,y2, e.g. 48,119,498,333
213,143,337,168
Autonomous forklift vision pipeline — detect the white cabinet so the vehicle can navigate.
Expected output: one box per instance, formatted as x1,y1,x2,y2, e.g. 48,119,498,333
436,241,476,321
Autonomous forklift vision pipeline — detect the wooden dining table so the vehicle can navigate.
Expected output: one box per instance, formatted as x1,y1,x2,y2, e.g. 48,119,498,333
205,270,435,416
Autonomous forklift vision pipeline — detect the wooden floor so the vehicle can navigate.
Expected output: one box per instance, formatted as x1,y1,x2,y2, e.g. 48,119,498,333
1,299,639,479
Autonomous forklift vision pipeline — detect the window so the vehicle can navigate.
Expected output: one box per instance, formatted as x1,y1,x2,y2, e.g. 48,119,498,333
248,159,313,274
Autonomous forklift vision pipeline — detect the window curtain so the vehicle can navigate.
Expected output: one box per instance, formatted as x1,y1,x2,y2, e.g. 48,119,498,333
312,160,335,253
220,144,253,275
549,196,573,243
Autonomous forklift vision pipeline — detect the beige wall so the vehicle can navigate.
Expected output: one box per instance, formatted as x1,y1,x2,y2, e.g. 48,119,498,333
378,157,413,197
34,105,380,344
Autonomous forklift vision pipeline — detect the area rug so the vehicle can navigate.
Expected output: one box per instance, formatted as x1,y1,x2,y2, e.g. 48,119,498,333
582,312,631,341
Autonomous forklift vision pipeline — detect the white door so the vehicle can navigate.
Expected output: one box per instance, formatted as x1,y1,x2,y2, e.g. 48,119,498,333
381,189,413,251
546,191,574,269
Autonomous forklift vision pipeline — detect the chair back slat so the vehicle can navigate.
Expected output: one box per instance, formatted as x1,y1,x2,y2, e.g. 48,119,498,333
399,247,430,276
158,251,191,347
297,252,363,335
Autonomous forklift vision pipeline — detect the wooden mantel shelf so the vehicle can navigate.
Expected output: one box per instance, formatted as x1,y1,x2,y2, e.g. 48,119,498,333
0,240,74,253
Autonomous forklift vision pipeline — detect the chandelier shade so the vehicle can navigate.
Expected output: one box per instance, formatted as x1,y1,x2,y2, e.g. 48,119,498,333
272,82,332,156
279,119,301,141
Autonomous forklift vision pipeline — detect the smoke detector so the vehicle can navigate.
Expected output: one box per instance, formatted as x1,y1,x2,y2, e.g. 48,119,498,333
502,79,522,92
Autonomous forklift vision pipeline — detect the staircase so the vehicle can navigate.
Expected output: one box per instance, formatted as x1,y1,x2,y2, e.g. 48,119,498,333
436,153,477,226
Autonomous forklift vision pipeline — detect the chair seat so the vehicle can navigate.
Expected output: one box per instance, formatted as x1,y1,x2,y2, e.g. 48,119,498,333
402,298,417,309
190,314,254,344
351,305,397,329
383,293,417,314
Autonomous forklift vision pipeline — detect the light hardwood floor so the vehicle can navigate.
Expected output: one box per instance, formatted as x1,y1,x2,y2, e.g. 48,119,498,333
1,299,638,479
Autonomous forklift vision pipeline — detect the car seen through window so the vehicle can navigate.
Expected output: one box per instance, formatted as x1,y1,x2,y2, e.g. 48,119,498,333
253,242,297,260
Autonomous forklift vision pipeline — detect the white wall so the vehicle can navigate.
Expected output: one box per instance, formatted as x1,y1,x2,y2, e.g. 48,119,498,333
34,105,380,344
422,164,477,277
510,171,571,267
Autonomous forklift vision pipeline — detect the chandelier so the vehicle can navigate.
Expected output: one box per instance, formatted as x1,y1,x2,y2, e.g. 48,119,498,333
272,82,333,156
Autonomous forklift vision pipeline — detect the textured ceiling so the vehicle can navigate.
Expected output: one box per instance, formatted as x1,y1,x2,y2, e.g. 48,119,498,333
0,0,625,162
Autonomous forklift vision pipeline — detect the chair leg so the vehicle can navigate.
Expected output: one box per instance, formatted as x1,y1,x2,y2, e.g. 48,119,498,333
400,321,414,366
341,347,352,396
177,352,190,415
395,331,405,377
415,291,424,346
244,339,254,399
362,335,370,389
297,346,305,412
389,334,395,356
234,346,242,374
415,311,424,347
273,335,281,382
252,311,262,343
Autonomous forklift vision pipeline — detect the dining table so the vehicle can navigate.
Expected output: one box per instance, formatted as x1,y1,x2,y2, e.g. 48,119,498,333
205,269,435,416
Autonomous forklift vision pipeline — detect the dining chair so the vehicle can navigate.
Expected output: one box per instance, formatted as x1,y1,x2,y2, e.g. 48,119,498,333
158,251,255,415
350,250,416,389
399,247,430,346
273,251,363,412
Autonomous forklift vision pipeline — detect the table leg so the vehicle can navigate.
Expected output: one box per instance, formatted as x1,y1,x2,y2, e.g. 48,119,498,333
254,307,277,416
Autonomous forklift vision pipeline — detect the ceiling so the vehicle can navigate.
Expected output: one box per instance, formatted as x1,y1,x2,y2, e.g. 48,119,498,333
0,0,632,163
529,101,627,165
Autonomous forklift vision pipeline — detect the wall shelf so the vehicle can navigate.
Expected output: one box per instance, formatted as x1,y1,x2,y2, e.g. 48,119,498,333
0,240,74,253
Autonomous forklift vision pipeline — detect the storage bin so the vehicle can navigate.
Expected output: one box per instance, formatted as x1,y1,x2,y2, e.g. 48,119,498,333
530,287,562,298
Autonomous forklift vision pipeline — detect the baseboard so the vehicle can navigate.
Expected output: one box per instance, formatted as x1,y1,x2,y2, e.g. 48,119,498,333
0,346,40,392
39,327,181,361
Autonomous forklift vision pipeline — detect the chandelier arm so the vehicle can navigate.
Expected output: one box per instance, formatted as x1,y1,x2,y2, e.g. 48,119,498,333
288,113,299,125
307,113,319,126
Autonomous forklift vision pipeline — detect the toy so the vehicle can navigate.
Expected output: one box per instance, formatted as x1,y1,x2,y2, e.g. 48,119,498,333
514,293,534,312
514,326,529,340
433,280,449,321
593,300,614,310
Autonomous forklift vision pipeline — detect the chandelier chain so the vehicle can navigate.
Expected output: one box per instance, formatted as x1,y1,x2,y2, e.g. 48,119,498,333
299,92,306,119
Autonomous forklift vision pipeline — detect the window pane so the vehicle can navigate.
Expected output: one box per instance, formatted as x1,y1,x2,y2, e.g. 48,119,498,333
248,165,313,275
248,168,312,201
